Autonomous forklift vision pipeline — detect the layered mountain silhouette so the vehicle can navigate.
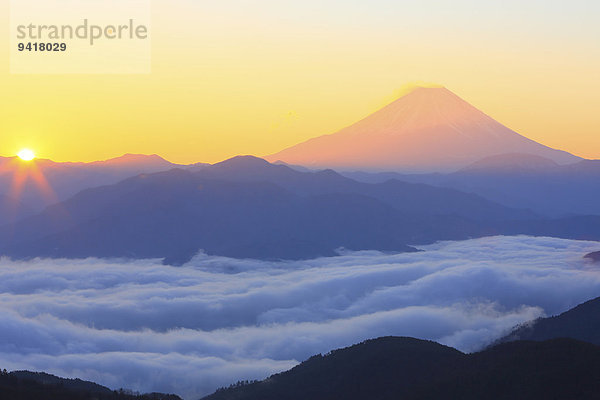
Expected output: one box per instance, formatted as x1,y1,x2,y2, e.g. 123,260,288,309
202,336,600,400
0,154,179,220
0,370,182,400
497,296,600,346
1,156,599,264
344,153,600,217
267,87,580,172
0,156,528,263
192,156,535,221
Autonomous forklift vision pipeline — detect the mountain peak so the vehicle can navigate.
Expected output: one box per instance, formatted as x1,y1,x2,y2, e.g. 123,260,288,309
91,153,173,167
266,86,580,172
402,85,449,95
368,86,479,134
213,155,271,169
389,83,448,98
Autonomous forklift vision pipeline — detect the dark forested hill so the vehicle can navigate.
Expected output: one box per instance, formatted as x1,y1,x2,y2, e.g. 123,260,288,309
497,296,600,345
201,336,600,400
0,370,181,400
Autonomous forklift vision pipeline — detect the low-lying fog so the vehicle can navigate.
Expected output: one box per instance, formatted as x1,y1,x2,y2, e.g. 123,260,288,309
0,236,598,399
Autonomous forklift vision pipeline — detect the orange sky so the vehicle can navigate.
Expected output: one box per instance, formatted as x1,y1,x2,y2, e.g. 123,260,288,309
0,0,598,163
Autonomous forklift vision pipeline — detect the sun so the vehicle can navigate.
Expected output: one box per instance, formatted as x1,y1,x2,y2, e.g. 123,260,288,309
17,148,36,161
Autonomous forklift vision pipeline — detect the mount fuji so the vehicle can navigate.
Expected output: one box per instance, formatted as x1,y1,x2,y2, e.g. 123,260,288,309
267,87,580,172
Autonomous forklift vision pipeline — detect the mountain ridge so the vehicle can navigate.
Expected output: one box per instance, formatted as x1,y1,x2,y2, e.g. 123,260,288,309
0,153,182,219
2,156,599,264
0,156,547,264
343,153,600,217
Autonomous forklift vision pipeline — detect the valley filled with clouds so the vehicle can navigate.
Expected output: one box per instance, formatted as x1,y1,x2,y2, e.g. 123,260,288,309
0,235,598,399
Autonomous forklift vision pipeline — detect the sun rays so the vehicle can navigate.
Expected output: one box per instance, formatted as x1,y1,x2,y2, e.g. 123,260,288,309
1,153,58,209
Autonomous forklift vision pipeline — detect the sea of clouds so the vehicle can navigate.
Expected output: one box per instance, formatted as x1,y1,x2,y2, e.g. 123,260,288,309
0,235,599,399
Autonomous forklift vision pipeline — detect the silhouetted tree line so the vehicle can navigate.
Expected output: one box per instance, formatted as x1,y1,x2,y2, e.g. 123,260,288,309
215,380,260,392
0,371,182,400
202,337,600,400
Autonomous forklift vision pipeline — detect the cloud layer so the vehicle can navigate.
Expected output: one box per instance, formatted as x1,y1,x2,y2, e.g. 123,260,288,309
0,236,599,398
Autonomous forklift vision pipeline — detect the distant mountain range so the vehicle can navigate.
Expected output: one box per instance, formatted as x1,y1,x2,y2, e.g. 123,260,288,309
344,153,600,217
0,153,182,220
202,336,600,400
267,87,581,172
2,155,599,264
0,156,526,263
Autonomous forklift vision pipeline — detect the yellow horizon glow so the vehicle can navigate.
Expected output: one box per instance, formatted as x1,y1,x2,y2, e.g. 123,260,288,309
0,1,598,164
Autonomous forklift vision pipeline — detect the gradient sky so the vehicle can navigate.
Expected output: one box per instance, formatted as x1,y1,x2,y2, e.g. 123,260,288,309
0,0,598,163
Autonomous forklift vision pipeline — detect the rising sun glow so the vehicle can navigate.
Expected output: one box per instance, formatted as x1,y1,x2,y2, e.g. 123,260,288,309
17,149,36,161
